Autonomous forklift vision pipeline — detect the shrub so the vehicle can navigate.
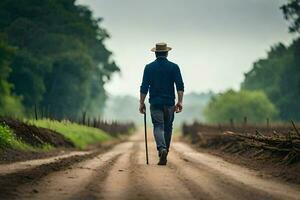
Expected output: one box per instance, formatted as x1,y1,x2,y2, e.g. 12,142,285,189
204,90,278,123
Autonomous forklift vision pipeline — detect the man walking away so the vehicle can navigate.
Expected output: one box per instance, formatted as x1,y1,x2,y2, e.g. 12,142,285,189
139,43,184,165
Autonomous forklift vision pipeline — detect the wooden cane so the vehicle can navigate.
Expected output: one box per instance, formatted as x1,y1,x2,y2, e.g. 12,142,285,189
144,111,149,165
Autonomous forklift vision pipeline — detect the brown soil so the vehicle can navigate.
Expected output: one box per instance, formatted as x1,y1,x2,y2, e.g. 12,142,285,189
182,123,300,184
0,148,68,164
0,150,101,199
181,135,300,184
189,141,300,184
0,117,76,164
1,131,299,200
0,118,74,148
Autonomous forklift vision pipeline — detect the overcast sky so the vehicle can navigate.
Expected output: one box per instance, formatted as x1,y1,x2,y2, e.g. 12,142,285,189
77,0,294,97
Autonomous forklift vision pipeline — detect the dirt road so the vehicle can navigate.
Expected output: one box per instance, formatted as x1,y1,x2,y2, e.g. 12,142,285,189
1,131,300,200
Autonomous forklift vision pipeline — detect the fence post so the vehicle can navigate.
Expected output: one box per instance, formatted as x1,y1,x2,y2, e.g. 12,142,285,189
97,116,100,128
34,104,38,120
291,120,300,137
41,106,44,119
93,117,96,127
46,104,49,119
230,118,234,129
243,116,247,127
82,111,86,125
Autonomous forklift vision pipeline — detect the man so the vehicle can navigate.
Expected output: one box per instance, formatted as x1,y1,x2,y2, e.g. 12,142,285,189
139,42,184,165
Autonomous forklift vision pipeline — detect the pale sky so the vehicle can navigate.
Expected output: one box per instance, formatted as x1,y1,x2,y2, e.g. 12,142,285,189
77,0,294,97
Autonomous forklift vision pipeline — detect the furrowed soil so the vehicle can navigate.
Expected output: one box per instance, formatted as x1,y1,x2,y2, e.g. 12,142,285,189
0,118,76,164
0,118,74,148
0,130,299,200
181,123,300,184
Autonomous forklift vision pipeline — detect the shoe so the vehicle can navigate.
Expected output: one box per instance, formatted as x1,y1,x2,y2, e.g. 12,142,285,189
157,149,167,165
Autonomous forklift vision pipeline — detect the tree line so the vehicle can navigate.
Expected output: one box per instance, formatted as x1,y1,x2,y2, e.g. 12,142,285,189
205,0,300,123
0,0,119,120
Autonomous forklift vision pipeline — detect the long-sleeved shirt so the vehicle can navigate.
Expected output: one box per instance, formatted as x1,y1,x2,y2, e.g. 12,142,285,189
140,57,184,106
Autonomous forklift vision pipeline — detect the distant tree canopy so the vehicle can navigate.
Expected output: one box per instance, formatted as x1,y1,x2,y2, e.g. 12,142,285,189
240,1,300,122
204,90,278,124
241,38,300,121
0,0,119,119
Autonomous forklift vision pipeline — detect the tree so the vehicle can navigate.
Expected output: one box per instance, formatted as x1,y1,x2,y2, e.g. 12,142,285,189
278,39,300,120
241,43,291,101
0,0,120,119
241,38,300,121
204,90,278,124
0,39,24,117
281,0,300,34
241,1,300,121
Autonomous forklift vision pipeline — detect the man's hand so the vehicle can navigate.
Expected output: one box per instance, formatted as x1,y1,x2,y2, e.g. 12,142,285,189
175,102,183,113
139,102,146,114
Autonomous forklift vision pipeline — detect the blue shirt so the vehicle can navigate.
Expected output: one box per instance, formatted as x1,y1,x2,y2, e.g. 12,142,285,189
140,57,184,106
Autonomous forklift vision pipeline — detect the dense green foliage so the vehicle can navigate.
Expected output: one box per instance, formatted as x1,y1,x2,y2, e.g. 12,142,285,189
241,39,300,121
0,39,24,116
31,119,112,149
0,0,119,119
204,90,278,123
239,1,300,121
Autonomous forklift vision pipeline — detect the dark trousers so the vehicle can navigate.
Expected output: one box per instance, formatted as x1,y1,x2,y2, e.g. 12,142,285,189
150,104,175,152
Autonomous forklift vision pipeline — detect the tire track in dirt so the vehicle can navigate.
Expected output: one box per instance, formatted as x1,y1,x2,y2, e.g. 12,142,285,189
16,142,133,200
82,136,164,200
168,152,279,200
89,134,196,200
166,160,214,200
69,155,121,200
125,142,164,200
125,141,196,200
97,142,139,200
171,142,300,200
0,151,101,199
73,142,136,200
0,150,94,175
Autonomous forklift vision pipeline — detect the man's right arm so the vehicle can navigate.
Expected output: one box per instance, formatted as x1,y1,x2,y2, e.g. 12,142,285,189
139,66,150,114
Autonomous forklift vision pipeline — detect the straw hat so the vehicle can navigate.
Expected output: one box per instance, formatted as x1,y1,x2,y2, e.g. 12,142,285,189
151,43,172,52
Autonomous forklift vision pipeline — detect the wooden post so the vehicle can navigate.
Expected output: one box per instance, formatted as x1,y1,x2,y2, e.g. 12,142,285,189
144,112,149,165
97,116,101,128
243,116,247,127
230,118,234,129
291,120,300,137
41,106,44,119
82,111,86,125
46,104,50,119
93,117,96,127
34,104,38,120
218,123,221,131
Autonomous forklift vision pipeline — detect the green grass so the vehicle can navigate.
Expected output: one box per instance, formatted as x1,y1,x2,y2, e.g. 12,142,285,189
30,119,112,149
0,123,52,151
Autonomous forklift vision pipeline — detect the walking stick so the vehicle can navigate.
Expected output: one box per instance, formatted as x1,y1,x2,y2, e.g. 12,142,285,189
144,110,149,165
